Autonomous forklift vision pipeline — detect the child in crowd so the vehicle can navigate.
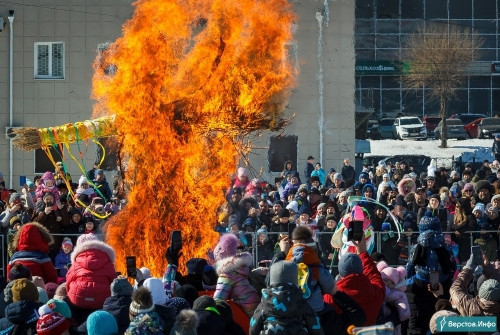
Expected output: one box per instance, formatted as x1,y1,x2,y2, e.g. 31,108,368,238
75,175,96,201
213,233,259,317
35,171,60,204
250,261,322,335
255,226,274,263
444,233,460,279
377,261,410,335
55,237,73,280
79,217,99,235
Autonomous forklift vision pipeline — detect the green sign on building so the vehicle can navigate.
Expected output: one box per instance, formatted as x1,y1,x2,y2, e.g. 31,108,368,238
355,61,404,75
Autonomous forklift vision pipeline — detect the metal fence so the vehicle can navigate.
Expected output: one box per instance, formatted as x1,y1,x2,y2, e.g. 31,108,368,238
250,230,499,271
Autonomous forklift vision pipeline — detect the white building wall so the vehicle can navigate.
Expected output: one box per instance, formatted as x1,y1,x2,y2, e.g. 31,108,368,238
0,0,355,188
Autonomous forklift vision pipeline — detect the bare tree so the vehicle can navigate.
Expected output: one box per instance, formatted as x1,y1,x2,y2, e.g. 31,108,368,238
402,24,483,148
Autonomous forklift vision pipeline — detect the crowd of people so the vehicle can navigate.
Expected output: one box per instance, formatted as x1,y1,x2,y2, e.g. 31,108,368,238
0,153,499,334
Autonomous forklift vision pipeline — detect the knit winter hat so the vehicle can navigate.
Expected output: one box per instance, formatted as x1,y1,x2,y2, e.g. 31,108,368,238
140,267,151,280
473,203,485,215
213,233,239,261
429,310,459,334
237,167,247,178
463,183,474,191
51,283,65,300
78,175,88,186
9,192,21,204
9,216,21,228
76,232,100,245
36,312,69,335
143,278,167,306
475,180,493,194
270,261,298,286
11,278,39,302
39,298,72,318
87,310,119,335
478,279,500,302
166,297,191,315
286,200,299,213
192,295,217,311
298,206,311,216
418,211,441,233
170,309,199,335
110,277,133,296
61,238,73,250
278,208,290,218
8,263,32,281
333,173,343,181
129,287,155,319
338,253,363,278
175,284,199,308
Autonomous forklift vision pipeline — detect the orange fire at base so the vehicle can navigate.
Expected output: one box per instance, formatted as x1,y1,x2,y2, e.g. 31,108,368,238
91,0,296,276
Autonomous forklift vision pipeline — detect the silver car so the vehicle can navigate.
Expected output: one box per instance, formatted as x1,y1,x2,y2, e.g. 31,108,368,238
434,119,467,140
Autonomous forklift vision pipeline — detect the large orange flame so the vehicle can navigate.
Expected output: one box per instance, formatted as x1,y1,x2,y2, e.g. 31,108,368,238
91,0,296,276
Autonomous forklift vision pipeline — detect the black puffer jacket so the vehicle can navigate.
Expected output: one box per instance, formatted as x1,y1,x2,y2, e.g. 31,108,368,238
0,300,43,335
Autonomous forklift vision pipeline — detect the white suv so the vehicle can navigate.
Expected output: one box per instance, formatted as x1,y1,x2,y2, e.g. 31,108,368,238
392,116,427,140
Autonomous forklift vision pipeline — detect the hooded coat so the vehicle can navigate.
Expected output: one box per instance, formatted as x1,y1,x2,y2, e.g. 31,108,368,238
7,222,58,284
335,252,385,326
213,252,259,317
65,240,117,309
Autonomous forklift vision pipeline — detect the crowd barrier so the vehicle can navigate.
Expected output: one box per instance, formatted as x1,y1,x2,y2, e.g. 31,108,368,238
250,230,500,271
1,230,498,278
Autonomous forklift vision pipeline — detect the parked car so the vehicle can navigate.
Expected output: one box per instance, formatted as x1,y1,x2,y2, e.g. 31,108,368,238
449,113,487,126
434,119,467,140
464,117,484,138
423,115,441,137
366,120,381,140
378,118,396,139
477,117,500,138
392,116,427,140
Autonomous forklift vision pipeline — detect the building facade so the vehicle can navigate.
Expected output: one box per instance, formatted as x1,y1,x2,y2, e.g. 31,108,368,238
355,0,500,119
0,1,357,186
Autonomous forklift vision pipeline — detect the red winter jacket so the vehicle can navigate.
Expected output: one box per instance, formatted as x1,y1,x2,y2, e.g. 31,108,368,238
8,222,58,283
66,240,117,309
335,251,385,326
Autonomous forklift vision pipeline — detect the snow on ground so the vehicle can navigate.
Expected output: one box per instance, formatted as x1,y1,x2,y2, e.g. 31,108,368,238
367,138,494,165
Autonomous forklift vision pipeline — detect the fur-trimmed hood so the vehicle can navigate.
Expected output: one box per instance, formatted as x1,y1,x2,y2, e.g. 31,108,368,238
71,240,116,264
13,222,53,253
398,177,416,196
214,252,253,276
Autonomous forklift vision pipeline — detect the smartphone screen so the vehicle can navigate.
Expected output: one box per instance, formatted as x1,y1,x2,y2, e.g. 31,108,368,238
19,176,26,186
170,230,182,251
429,270,440,290
471,245,482,264
126,256,137,278
352,220,364,242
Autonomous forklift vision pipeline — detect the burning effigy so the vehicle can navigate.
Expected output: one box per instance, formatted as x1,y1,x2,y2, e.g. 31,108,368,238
14,0,297,276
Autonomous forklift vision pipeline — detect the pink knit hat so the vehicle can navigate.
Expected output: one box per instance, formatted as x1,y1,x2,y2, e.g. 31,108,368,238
214,233,239,261
377,261,406,286
76,233,100,245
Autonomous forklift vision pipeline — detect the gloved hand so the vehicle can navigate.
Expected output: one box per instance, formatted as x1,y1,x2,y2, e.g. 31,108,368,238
464,252,482,271
165,247,183,266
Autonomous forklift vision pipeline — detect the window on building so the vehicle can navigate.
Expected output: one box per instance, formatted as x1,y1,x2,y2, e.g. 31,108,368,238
268,136,297,173
34,42,65,79
35,147,63,174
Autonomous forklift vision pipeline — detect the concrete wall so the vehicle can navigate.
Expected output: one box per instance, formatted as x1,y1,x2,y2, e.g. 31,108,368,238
0,2,133,188
248,0,356,182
